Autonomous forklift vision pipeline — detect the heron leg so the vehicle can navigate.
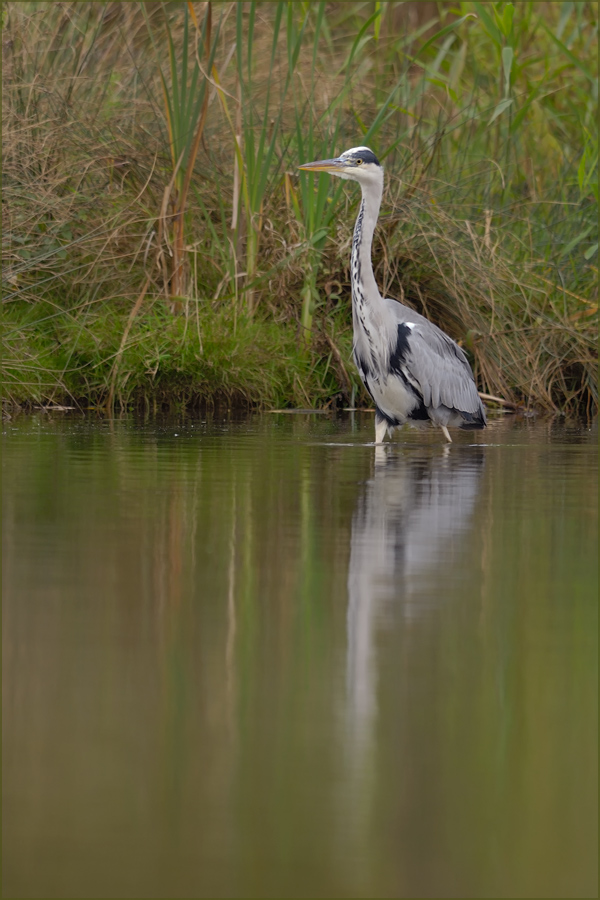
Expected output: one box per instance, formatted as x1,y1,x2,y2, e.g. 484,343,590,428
375,416,388,444
441,425,452,443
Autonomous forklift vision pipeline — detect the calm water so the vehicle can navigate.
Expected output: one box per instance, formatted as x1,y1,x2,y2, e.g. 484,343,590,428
2,412,597,899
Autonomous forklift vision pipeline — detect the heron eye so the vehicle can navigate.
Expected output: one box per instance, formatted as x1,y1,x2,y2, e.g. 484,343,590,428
356,159,363,165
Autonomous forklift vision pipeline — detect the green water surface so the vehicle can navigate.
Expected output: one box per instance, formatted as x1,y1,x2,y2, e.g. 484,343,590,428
2,413,597,898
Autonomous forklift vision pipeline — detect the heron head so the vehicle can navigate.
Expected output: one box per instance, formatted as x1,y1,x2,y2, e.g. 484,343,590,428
298,146,382,185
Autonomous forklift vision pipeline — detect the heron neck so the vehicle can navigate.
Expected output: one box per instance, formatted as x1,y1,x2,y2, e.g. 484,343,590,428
351,176,384,306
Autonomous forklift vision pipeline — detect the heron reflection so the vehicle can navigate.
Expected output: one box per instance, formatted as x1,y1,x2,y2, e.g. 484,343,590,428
339,445,485,881
347,445,484,716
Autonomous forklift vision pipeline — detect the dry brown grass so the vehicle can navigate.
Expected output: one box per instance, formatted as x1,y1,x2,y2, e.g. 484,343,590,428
2,1,597,416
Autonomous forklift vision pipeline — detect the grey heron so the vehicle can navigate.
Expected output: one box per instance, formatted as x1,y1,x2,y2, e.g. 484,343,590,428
298,146,486,443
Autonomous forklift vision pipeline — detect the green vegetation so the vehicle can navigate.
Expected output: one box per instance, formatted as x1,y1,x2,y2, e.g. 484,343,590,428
2,1,598,415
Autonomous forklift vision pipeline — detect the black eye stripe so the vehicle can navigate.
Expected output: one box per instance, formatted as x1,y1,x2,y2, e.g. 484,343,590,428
340,149,380,166
348,149,380,166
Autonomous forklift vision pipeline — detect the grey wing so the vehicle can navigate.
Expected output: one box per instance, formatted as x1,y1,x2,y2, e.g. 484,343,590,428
384,298,484,417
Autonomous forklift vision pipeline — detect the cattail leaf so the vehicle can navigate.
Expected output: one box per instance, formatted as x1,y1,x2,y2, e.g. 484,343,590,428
488,98,513,125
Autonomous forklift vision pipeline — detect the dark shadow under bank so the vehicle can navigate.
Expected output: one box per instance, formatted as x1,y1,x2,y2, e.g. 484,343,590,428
3,405,597,446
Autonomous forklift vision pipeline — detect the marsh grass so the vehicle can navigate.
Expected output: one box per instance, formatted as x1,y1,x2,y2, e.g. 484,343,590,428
2,297,352,410
2,1,597,415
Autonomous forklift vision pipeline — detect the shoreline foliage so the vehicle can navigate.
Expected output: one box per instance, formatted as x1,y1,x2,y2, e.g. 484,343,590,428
2,1,598,416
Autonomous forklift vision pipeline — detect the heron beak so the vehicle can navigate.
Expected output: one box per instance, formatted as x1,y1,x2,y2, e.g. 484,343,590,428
297,157,347,173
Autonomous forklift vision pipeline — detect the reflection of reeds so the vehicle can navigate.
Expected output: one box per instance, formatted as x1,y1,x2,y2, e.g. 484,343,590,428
2,414,597,895
2,2,597,415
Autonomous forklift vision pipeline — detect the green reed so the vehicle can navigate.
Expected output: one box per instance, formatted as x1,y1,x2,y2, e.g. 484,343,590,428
142,1,221,305
2,1,597,415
